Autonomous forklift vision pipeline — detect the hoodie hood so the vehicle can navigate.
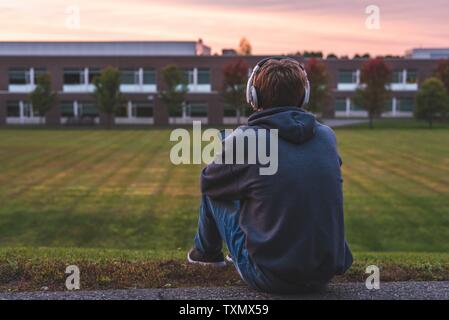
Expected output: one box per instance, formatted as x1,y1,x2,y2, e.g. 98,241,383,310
248,107,316,144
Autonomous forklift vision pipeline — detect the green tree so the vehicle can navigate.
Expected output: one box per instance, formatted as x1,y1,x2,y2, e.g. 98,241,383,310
29,73,57,124
434,58,449,93
353,53,370,59
159,64,188,122
305,58,330,116
302,51,323,58
222,59,249,124
353,58,391,128
92,67,124,128
415,77,449,128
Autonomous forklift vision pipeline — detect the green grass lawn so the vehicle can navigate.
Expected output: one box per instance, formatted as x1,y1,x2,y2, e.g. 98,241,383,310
0,119,448,290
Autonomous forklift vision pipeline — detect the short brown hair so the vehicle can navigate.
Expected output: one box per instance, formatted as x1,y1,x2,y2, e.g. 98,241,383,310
253,59,307,109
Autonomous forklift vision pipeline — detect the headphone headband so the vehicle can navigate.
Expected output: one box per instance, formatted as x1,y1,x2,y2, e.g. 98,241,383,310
246,56,310,111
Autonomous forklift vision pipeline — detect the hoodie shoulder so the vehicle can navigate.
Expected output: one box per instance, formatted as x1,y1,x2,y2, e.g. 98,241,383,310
316,123,337,142
316,122,335,134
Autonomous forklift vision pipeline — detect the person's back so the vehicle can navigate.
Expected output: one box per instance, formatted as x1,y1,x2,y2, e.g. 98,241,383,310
235,108,352,291
188,57,352,294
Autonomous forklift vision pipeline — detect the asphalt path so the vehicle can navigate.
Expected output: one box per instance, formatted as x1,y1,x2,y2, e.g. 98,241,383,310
1,281,448,300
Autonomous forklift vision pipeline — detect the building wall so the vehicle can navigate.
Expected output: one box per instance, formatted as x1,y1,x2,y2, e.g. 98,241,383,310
0,55,439,126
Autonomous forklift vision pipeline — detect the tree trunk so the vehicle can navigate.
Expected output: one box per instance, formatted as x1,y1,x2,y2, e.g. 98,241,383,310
369,114,373,129
105,114,114,129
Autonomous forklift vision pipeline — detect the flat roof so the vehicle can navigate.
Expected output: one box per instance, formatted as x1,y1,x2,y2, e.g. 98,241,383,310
0,41,211,57
406,48,449,59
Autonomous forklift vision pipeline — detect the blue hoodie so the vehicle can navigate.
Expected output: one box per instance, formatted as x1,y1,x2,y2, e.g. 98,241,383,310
201,106,353,288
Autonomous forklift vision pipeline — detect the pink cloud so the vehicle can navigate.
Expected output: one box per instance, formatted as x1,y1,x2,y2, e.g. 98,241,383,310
0,0,447,56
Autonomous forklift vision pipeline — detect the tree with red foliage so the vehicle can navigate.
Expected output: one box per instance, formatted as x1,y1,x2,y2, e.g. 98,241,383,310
353,58,391,128
434,58,449,93
305,58,330,116
222,59,249,124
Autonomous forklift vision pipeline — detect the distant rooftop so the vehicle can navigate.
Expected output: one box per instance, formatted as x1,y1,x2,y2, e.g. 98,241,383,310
405,48,449,59
0,40,211,57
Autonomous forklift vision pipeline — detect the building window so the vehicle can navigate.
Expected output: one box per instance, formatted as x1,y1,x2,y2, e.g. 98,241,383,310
63,68,84,85
143,69,156,84
335,98,346,111
197,68,210,84
61,101,75,117
34,68,47,81
132,101,154,117
79,102,99,117
350,100,363,111
120,69,139,85
392,70,403,83
88,68,101,83
406,70,417,83
184,69,195,85
187,102,208,117
9,68,31,85
384,99,393,112
6,101,20,117
6,101,37,117
23,102,35,117
116,104,128,117
338,70,358,83
224,105,237,117
168,107,183,117
396,98,415,112
224,105,252,117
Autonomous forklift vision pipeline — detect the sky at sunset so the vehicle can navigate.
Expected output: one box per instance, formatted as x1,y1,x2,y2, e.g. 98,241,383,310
1,0,448,56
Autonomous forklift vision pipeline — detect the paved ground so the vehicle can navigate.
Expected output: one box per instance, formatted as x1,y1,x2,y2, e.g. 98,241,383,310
1,282,448,300
322,119,368,127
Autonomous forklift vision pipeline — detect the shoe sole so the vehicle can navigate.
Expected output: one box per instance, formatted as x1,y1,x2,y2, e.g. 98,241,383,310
187,252,226,268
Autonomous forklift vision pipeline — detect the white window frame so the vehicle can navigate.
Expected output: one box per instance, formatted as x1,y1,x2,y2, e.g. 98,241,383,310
8,68,37,93
63,68,95,93
119,68,157,93
6,100,45,124
337,69,360,91
390,69,418,91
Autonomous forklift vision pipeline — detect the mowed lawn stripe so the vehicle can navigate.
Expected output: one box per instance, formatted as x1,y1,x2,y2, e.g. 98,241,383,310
344,154,448,251
68,130,168,216
0,130,101,178
340,131,449,252
0,130,128,202
339,130,449,193
0,125,447,252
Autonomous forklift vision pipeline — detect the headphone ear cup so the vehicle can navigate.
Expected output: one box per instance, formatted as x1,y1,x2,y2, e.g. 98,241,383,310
250,86,259,110
302,79,310,108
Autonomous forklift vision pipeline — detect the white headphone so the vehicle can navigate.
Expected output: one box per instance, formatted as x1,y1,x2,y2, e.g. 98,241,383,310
246,56,310,111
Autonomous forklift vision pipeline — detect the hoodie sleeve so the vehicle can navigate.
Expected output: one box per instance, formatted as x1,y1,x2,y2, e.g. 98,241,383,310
200,130,254,200
200,163,252,201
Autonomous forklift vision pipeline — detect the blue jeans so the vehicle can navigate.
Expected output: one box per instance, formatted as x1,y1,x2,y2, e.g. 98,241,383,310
194,195,271,292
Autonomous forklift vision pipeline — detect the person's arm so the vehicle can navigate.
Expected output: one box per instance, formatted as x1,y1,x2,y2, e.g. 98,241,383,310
201,129,253,200
201,163,251,201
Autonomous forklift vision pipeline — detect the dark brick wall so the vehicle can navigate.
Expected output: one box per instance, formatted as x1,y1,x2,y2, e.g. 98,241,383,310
0,55,440,126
